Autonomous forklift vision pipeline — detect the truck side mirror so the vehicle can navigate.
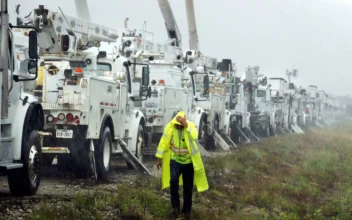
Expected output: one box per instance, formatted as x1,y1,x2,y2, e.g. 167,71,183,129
203,74,209,97
140,66,151,98
142,66,149,87
28,31,38,59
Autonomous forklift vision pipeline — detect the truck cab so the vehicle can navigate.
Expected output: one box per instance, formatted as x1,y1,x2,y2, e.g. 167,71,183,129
1,3,44,195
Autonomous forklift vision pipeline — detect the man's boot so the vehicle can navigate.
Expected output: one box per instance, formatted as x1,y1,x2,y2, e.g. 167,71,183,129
171,207,180,216
184,213,191,220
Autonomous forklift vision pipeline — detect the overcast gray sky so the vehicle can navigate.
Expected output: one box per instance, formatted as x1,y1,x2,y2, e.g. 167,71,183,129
10,0,352,96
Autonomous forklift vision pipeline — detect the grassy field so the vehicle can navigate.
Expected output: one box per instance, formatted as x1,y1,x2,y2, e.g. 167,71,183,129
28,122,352,220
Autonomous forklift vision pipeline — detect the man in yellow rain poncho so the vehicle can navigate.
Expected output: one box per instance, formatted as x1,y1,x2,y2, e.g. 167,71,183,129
155,111,209,219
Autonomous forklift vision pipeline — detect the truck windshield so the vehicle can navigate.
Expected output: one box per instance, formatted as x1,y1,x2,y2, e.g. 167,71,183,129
257,90,266,98
191,73,204,95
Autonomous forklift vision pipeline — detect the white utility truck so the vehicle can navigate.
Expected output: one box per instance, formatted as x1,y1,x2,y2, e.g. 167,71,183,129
267,77,288,134
117,8,197,157
241,66,271,140
24,4,151,179
182,0,236,151
285,82,304,134
0,0,44,195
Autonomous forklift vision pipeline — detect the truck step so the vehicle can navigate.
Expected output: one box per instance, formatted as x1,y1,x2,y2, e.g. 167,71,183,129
195,140,211,157
42,147,70,154
314,121,324,128
0,163,23,170
219,132,238,148
118,140,152,176
291,124,304,134
213,130,230,151
234,124,250,143
0,137,15,142
247,129,260,142
278,127,287,134
285,127,293,134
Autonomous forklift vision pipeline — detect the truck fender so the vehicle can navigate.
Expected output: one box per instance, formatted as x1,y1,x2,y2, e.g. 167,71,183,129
292,113,297,124
99,114,115,139
243,111,251,129
12,94,44,160
127,110,146,154
270,109,276,127
223,110,232,135
189,107,205,132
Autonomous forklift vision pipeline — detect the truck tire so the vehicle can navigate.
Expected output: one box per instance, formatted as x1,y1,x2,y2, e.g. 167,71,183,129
71,143,91,179
8,130,42,196
198,114,206,143
266,127,270,137
230,118,241,144
127,124,145,169
95,126,112,181
214,117,219,133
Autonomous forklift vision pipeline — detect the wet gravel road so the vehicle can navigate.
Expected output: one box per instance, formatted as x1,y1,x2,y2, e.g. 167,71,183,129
0,157,160,219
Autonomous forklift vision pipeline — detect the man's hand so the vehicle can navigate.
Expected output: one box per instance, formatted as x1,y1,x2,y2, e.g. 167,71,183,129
156,158,162,170
176,116,188,128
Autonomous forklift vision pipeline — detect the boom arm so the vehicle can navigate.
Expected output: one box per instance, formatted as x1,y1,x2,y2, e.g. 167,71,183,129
74,0,91,21
30,5,118,54
185,0,199,51
157,0,182,48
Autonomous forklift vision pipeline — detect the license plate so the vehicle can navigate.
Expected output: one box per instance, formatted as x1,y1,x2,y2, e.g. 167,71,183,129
56,129,73,139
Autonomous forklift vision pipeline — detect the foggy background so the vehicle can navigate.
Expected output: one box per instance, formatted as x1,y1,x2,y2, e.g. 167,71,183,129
10,0,352,98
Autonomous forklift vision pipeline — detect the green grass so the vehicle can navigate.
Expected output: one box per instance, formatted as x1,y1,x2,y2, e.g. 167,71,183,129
28,121,352,219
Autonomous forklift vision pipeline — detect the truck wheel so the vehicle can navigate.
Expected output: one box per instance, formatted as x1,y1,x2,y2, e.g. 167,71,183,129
71,144,91,179
136,125,145,162
95,127,112,181
266,127,270,137
8,130,42,196
214,117,220,133
127,124,145,169
198,114,206,143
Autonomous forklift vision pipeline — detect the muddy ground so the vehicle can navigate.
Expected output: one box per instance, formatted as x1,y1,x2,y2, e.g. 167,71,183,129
0,156,162,219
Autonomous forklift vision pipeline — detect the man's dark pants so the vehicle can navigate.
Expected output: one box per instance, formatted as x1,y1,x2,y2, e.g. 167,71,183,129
170,160,194,214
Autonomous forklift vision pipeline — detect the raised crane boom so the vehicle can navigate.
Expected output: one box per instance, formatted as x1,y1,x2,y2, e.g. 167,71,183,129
185,0,199,51
74,0,91,21
30,5,118,54
157,0,182,47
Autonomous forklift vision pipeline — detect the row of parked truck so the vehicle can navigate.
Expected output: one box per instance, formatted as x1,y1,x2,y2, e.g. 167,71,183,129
1,0,346,196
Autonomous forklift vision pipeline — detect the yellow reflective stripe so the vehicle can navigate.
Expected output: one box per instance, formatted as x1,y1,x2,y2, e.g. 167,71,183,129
172,151,189,155
157,150,164,155
171,147,189,153
189,139,199,156
163,133,168,138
